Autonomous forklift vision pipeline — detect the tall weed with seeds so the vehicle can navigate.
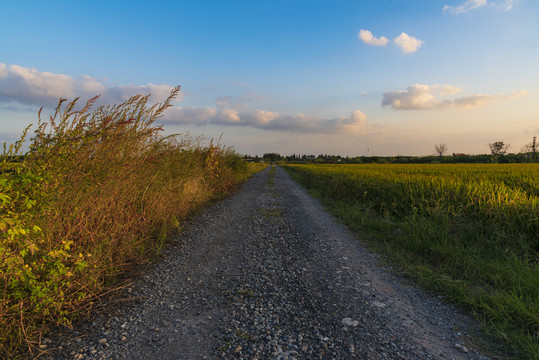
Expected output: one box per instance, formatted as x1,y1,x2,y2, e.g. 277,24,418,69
0,88,254,358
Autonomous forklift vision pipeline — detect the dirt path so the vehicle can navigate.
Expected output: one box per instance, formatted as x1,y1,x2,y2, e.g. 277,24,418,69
44,166,491,359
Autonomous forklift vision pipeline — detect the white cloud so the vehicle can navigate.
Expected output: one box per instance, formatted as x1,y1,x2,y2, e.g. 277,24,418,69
0,63,7,78
164,107,369,134
147,84,179,103
80,74,107,94
0,63,372,135
382,84,528,110
0,64,77,105
358,29,389,46
443,0,487,14
241,109,280,125
358,30,423,53
0,63,178,108
394,33,424,54
444,0,517,14
439,85,463,96
218,108,241,123
165,107,217,125
452,91,528,108
496,0,517,11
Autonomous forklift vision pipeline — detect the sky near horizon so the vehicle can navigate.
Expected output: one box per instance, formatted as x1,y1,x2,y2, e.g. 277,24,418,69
1,0,538,156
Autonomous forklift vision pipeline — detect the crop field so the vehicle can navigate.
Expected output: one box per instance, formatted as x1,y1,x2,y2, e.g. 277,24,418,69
283,163,538,358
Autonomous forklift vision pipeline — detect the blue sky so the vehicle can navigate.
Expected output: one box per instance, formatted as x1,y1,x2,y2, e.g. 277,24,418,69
1,0,538,156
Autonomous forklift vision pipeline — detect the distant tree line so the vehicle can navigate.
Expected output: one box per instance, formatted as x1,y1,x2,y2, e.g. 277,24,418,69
245,136,538,164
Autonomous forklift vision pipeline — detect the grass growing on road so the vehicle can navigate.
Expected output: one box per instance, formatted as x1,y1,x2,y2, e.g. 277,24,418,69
0,88,259,359
283,164,538,358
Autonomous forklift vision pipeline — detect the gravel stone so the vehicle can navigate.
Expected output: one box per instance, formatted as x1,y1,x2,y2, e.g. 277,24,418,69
341,318,359,327
42,167,492,359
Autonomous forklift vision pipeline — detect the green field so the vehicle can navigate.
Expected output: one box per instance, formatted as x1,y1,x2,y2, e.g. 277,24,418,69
283,163,538,358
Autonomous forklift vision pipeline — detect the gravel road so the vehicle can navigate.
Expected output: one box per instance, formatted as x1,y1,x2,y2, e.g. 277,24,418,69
43,166,492,360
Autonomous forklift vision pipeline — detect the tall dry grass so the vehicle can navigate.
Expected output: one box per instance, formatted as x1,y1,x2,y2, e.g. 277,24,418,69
0,87,254,358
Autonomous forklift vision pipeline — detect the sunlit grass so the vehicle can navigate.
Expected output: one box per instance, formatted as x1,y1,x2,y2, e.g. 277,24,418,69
284,163,538,359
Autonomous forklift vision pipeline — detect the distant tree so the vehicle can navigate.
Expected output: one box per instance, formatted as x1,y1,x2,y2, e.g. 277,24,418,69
433,143,448,158
488,141,511,163
262,152,282,163
488,141,511,156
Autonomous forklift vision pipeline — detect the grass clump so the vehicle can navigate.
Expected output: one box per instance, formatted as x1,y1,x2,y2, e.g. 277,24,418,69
0,87,256,358
283,163,539,358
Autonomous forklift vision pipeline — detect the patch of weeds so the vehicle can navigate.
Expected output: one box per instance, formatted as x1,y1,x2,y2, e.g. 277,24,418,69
260,208,282,218
235,330,254,342
244,207,282,221
266,166,276,186
217,342,232,352
236,288,254,298
222,290,237,304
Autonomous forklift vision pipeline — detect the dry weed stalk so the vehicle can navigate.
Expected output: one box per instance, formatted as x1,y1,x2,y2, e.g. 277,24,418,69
0,86,254,358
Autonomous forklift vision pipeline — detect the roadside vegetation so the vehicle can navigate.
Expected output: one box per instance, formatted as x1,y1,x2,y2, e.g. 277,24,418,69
0,88,263,358
283,164,538,358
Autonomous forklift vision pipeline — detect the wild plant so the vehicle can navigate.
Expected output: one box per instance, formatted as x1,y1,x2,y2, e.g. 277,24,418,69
0,87,253,358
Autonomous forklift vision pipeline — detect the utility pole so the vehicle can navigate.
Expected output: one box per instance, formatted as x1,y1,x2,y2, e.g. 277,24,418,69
532,135,537,162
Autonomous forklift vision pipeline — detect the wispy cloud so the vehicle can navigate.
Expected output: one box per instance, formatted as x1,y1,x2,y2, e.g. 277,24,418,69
382,84,528,110
0,63,178,108
161,92,371,134
496,0,517,11
443,0,487,14
358,30,423,53
443,0,517,14
394,33,424,53
215,93,265,110
0,63,373,135
358,29,389,46
163,107,369,134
